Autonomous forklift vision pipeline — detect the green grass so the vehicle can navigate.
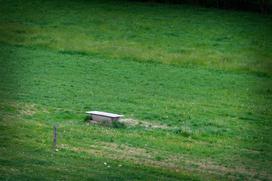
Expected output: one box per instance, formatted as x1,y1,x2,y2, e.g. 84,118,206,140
1,0,272,75
0,0,272,180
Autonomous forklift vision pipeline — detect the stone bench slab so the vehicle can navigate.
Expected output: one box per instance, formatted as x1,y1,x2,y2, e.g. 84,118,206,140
86,111,123,122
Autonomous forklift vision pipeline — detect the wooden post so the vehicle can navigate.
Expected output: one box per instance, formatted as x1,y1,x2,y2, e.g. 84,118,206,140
53,125,57,149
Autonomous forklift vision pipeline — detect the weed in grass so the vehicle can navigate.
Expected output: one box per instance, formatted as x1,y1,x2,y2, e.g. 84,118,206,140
112,121,126,129
155,156,163,161
173,128,192,138
84,115,91,123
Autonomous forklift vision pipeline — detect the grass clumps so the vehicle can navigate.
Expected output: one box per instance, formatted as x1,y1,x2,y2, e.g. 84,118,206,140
112,121,126,129
83,115,91,122
89,119,127,129
173,128,193,138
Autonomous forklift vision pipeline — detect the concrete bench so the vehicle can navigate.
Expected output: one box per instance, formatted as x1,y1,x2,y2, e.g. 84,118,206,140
86,111,123,122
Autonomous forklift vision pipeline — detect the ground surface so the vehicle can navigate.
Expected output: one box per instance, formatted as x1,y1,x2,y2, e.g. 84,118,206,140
0,0,272,180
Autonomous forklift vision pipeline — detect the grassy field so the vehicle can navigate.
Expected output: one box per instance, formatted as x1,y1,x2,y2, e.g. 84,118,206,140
0,0,272,180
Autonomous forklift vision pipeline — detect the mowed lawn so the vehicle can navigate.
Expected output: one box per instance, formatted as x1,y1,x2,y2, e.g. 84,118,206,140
0,0,272,180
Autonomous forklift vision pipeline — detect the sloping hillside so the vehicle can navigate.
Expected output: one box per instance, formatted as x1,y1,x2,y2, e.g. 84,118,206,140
0,0,271,180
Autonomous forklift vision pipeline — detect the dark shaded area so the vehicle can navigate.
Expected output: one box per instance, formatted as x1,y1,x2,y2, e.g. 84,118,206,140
0,43,21,100
133,0,272,13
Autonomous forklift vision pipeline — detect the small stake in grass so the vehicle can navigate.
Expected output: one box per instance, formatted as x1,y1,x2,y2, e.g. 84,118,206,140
53,125,57,151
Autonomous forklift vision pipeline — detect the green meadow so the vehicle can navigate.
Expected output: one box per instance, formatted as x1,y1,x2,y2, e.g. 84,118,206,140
0,0,271,180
